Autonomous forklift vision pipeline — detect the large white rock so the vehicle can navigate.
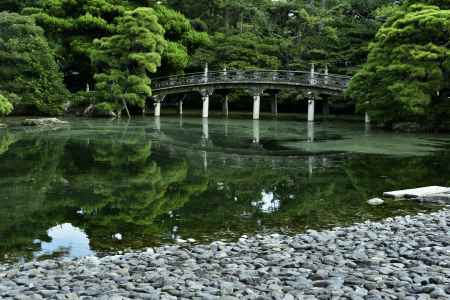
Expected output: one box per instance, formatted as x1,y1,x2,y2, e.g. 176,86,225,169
384,186,450,199
418,193,450,204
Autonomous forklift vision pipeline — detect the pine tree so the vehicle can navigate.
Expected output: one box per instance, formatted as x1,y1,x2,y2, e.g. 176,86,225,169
92,7,167,117
347,3,450,126
0,12,68,115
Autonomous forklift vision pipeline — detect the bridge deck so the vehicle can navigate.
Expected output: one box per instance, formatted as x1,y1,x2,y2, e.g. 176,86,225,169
151,70,351,96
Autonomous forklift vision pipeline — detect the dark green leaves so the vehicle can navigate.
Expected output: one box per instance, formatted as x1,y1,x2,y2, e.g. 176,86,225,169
0,12,68,115
347,3,450,125
0,94,13,116
92,7,167,115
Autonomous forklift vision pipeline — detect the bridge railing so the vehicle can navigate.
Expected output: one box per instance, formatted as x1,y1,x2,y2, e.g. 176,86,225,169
151,70,351,91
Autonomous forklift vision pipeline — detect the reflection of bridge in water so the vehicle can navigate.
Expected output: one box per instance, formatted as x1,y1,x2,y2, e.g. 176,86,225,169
151,65,357,122
152,117,316,145
151,117,357,176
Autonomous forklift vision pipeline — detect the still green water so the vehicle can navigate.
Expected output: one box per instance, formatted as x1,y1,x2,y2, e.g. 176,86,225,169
0,117,449,262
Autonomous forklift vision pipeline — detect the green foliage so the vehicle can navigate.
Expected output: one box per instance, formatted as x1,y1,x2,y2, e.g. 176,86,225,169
0,12,68,115
0,94,13,116
72,91,97,107
20,1,208,92
168,0,395,75
153,5,210,75
3,0,448,123
328,0,397,75
407,0,450,9
21,0,127,92
15,2,208,115
347,3,450,125
95,102,114,113
92,7,167,115
0,0,33,12
191,32,282,70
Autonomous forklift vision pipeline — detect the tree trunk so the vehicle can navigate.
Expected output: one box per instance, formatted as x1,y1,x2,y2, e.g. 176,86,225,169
122,99,131,119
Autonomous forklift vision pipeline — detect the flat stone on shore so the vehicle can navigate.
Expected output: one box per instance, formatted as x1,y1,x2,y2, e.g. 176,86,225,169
384,186,450,198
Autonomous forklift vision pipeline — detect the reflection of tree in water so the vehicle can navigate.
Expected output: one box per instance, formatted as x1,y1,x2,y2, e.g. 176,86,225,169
0,132,67,258
0,132,15,156
1,125,449,260
175,153,446,240
267,154,449,228
0,130,208,259
57,135,208,250
175,159,288,239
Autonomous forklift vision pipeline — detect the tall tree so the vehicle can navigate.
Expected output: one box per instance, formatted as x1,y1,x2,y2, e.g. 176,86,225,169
22,0,126,91
91,7,167,117
347,3,450,126
0,12,68,115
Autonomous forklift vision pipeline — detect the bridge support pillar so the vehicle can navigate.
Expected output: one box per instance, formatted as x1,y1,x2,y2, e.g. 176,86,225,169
202,96,209,118
154,102,161,117
253,95,261,120
223,95,229,116
199,89,214,118
248,88,264,120
153,95,165,117
307,94,315,122
365,112,371,124
179,100,183,116
271,94,278,116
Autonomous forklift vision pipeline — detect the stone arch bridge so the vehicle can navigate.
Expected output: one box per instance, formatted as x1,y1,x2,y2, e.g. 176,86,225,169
151,68,352,121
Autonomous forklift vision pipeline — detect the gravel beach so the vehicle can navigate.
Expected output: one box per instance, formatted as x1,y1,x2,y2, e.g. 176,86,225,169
1,209,450,300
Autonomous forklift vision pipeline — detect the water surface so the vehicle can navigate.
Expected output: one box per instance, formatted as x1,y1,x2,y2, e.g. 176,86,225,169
0,117,449,262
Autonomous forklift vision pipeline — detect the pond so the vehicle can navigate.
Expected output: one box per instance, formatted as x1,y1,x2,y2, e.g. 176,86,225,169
0,116,449,262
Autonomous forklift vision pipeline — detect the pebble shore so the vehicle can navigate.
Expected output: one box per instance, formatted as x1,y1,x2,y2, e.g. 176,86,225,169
2,210,450,300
